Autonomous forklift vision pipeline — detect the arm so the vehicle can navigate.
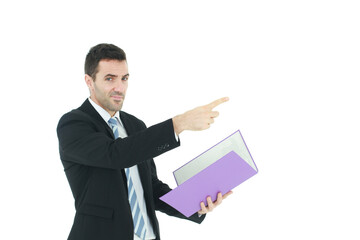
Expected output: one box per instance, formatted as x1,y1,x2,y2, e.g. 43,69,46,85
57,97,228,169
150,97,230,220
57,110,180,169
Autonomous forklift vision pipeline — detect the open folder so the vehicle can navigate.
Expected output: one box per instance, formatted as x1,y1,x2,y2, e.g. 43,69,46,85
160,130,258,217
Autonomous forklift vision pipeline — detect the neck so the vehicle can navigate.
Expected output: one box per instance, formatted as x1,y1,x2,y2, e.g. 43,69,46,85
89,96,116,117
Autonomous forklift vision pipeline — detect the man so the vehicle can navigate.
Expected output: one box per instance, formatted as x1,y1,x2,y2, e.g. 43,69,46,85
57,43,232,240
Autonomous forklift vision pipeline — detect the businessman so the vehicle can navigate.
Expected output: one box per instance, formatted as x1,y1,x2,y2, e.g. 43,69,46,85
57,43,232,240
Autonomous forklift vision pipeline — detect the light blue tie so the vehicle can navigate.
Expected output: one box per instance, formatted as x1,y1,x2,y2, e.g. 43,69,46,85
108,117,147,240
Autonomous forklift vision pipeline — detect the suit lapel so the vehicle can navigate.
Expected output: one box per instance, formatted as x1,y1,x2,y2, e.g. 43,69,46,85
120,111,158,233
120,111,152,196
78,99,115,138
119,111,136,136
79,99,136,138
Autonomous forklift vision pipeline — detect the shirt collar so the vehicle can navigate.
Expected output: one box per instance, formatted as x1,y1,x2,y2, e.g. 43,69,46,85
88,97,123,127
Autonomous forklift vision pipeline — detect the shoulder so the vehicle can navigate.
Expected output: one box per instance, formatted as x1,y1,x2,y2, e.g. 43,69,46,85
57,108,99,133
58,109,91,124
58,99,103,127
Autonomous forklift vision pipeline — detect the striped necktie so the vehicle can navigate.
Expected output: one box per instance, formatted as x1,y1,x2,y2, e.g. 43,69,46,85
108,117,147,240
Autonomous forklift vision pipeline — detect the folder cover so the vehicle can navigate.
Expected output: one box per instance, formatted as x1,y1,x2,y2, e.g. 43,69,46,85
160,130,258,217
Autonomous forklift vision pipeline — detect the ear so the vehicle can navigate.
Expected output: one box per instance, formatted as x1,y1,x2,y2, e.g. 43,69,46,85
85,74,94,92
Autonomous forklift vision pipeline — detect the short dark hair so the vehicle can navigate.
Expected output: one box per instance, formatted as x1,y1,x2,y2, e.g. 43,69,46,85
85,43,127,80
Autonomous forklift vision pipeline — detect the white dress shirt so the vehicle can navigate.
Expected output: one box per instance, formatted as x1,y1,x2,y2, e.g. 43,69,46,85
89,98,156,240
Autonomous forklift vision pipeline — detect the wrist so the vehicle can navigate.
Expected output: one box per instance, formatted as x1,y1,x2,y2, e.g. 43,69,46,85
172,114,185,135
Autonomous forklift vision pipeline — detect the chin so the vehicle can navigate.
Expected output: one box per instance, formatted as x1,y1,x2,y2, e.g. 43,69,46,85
112,103,123,111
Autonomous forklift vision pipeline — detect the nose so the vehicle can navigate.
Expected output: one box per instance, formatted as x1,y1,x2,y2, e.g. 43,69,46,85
113,79,127,93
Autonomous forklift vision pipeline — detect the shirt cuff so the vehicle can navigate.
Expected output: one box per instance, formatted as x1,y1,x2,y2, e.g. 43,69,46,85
174,131,179,142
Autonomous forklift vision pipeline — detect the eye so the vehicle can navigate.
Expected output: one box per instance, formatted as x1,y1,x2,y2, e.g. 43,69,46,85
105,77,113,81
121,76,129,81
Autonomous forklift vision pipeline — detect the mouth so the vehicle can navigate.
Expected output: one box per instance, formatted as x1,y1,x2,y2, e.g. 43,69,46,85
111,95,124,101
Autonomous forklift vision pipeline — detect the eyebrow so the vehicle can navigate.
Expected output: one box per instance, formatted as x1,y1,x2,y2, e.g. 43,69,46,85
104,73,130,78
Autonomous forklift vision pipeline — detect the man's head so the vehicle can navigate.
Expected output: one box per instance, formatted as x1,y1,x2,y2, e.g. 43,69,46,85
85,43,129,117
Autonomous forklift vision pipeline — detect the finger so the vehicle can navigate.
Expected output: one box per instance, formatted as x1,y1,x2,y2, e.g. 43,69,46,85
198,209,205,215
204,123,211,130
222,191,233,200
215,192,223,205
207,196,214,211
200,201,207,213
208,118,215,124
210,111,219,118
206,97,229,110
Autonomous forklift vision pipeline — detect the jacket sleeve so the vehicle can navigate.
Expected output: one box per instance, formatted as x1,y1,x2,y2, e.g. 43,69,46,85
57,110,180,169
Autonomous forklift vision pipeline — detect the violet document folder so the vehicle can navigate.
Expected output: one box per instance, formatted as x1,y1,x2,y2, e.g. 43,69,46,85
159,130,258,218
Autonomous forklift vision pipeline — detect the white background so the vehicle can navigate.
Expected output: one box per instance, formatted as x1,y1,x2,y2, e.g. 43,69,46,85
1,0,359,239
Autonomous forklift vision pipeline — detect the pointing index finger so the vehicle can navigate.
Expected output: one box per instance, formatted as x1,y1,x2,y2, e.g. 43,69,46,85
207,97,229,110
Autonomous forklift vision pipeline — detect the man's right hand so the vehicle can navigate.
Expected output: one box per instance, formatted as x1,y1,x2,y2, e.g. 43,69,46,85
172,97,229,135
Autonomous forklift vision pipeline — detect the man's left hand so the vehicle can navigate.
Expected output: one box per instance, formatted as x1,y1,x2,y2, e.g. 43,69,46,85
198,191,233,215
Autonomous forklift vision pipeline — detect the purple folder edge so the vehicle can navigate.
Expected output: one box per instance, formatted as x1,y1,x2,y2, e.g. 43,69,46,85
173,130,258,186
160,150,258,218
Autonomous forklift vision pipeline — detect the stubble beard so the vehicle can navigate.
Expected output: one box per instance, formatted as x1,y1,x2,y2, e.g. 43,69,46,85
93,88,125,113
105,95,125,112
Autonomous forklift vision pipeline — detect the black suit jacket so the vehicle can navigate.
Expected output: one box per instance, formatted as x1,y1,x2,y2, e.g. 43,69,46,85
57,99,205,240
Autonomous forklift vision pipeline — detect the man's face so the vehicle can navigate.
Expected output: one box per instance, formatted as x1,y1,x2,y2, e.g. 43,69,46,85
85,59,129,117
